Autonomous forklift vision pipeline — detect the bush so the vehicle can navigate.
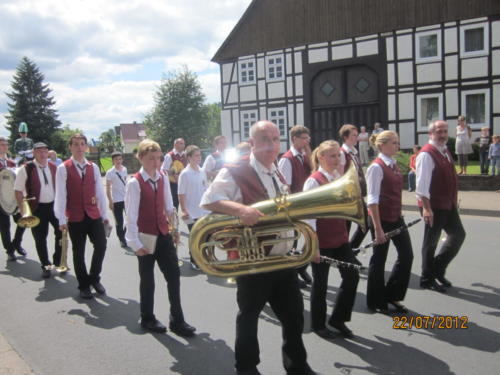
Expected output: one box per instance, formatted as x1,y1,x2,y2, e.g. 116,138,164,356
395,151,410,175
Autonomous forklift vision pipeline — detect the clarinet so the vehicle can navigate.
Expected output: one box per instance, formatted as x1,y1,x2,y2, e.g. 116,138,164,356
320,256,366,271
353,218,422,256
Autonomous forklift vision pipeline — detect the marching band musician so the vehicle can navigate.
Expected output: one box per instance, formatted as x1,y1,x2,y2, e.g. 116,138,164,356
202,135,227,180
161,138,187,209
201,121,316,375
365,131,413,313
304,140,359,339
54,134,109,299
14,142,62,278
14,122,34,162
0,136,27,261
105,151,128,249
125,139,196,336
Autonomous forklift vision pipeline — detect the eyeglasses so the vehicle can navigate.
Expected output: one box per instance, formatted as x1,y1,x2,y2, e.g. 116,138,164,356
298,135,310,140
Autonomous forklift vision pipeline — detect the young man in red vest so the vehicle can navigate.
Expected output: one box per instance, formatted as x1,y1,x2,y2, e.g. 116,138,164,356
0,136,27,262
161,138,187,209
278,125,313,287
202,135,227,180
14,142,62,278
416,120,466,292
125,139,196,336
54,134,109,299
201,121,316,375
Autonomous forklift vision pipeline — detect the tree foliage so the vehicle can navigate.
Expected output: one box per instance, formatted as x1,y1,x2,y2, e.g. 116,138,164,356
4,56,62,151
99,128,122,154
144,66,220,150
50,124,84,158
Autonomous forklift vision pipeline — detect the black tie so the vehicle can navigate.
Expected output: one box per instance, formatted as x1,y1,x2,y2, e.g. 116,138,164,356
77,164,85,179
40,166,49,185
297,154,303,165
149,179,157,192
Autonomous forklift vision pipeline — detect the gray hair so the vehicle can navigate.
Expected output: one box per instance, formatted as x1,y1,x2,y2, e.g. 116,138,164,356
249,120,277,139
428,120,447,133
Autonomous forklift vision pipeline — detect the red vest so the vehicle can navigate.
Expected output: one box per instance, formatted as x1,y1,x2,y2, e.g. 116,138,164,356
25,161,57,211
420,144,458,210
280,150,311,193
0,158,15,169
227,161,269,204
311,171,348,249
64,160,101,222
136,173,169,236
341,148,367,196
373,158,402,222
169,150,187,167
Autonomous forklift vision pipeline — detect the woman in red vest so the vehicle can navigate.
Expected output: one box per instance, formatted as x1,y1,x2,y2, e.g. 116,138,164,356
305,140,359,339
366,131,414,313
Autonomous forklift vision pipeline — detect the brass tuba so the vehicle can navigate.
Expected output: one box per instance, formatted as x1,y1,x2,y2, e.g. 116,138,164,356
190,164,365,278
17,198,40,228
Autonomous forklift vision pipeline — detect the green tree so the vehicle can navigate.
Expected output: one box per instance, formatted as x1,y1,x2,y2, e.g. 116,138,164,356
50,124,84,158
144,66,208,150
4,56,61,150
202,102,222,147
99,128,122,153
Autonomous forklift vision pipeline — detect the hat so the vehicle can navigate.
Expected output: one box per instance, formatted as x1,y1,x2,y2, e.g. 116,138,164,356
33,142,48,149
18,122,28,133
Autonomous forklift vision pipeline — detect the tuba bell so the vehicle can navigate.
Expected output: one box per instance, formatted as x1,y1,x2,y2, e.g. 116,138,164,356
190,164,365,278
17,198,40,228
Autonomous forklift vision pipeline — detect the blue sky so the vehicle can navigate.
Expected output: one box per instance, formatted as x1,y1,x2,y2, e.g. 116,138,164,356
0,0,251,139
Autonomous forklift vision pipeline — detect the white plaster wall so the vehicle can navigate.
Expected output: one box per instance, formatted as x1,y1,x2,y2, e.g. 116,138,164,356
387,63,395,86
296,103,304,125
268,81,286,99
493,50,500,76
386,37,394,61
493,21,500,47
286,53,293,75
222,63,233,83
445,55,458,81
280,142,288,153
398,92,415,120
227,84,239,104
444,27,458,53
256,57,264,79
288,104,295,126
398,122,415,149
398,62,414,85
258,80,266,101
494,117,500,135
416,63,441,83
388,124,396,132
418,133,429,146
445,89,459,117
396,34,412,59
331,44,353,60
294,52,303,73
295,75,303,96
461,57,488,79
388,94,396,121
221,110,232,139
240,85,257,102
259,107,267,121
308,48,328,63
233,110,241,143
357,39,378,56
286,76,293,97
493,84,500,113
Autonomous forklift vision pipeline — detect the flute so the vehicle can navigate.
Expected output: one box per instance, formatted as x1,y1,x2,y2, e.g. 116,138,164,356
352,218,422,256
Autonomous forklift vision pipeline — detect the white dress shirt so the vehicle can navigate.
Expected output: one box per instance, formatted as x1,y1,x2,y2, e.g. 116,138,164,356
54,157,108,226
105,165,128,203
366,153,397,205
339,143,358,169
14,160,55,203
178,164,209,220
415,140,450,200
161,149,184,172
200,153,290,255
278,146,306,185
202,150,225,174
125,168,174,252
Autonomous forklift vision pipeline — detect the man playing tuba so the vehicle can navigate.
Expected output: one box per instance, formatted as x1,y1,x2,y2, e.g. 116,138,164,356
201,121,316,375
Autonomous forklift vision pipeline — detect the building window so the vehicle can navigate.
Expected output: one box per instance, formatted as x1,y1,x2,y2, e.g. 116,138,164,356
239,59,256,85
266,55,284,81
241,110,257,139
460,23,489,57
417,93,443,130
415,30,441,63
268,107,287,137
461,89,490,128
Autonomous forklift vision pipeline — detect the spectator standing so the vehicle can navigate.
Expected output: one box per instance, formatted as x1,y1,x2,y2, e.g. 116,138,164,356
455,115,473,175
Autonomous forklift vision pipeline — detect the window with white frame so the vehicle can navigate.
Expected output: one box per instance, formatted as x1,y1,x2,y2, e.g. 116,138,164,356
460,23,489,57
415,30,441,63
461,89,490,128
241,110,258,139
266,55,284,81
417,93,443,130
238,59,256,85
268,108,287,137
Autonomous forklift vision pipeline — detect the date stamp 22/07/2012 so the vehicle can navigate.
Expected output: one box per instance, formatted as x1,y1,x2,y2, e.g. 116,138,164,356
393,315,469,329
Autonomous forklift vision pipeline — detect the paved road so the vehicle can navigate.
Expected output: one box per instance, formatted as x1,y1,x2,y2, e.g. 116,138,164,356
1,211,499,375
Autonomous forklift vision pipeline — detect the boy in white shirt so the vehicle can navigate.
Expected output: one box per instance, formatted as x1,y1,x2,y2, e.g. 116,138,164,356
105,152,128,249
178,145,209,270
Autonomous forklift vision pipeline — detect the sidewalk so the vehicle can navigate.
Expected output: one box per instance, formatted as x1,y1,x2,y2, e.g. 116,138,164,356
0,334,34,375
402,190,500,217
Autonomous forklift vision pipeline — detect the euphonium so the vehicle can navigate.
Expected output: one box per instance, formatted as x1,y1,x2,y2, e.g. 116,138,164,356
190,164,365,278
17,198,40,228
56,229,69,273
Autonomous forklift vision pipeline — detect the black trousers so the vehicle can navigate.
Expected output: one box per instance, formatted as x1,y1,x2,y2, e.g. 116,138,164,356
137,233,184,323
367,218,413,309
112,201,126,244
68,215,107,290
347,200,369,249
310,243,359,330
421,207,465,283
187,221,197,264
170,182,179,209
0,211,26,254
235,269,311,374
31,202,62,268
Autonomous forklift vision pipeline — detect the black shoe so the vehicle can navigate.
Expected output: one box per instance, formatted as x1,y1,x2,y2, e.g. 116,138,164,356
329,321,354,338
42,267,51,279
6,252,17,262
367,304,390,315
436,276,452,288
389,301,408,313
314,327,336,339
299,269,312,284
235,368,261,375
190,261,200,271
14,245,27,256
169,321,196,337
420,280,447,293
141,319,167,333
79,288,93,299
298,279,308,289
92,282,106,295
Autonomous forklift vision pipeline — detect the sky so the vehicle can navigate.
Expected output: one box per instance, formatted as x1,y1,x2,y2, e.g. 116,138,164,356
0,0,252,139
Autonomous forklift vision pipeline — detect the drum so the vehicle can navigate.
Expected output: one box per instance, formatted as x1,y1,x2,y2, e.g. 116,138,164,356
0,168,18,215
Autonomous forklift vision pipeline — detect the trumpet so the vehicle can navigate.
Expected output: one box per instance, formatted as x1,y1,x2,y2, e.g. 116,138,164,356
56,229,69,273
17,198,40,228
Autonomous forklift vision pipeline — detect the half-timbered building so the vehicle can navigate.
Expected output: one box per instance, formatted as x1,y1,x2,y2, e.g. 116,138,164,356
212,0,500,150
